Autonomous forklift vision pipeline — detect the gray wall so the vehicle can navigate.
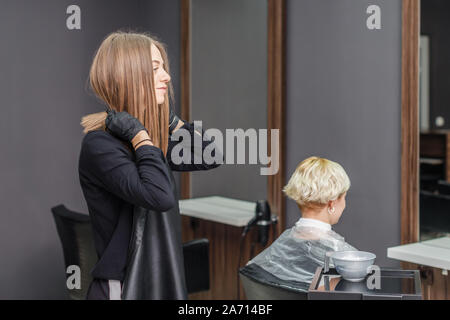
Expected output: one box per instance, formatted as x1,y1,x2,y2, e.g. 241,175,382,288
190,0,268,201
0,0,180,299
285,0,402,267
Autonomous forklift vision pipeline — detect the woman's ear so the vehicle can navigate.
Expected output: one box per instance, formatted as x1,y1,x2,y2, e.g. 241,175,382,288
327,200,335,208
327,200,337,215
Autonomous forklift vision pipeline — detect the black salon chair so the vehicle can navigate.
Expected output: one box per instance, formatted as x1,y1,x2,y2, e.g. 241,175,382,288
52,204,97,300
52,204,210,299
239,263,308,300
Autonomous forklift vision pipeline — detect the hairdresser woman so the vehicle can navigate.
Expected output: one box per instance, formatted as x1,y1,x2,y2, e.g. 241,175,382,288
78,31,221,300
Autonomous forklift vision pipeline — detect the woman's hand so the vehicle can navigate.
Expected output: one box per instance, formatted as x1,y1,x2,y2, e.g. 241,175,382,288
105,109,147,142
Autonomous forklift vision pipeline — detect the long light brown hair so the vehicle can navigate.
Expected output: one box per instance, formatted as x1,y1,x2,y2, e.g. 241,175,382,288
81,30,173,155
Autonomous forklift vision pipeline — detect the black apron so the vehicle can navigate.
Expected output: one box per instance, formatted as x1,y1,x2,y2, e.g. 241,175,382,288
121,158,187,300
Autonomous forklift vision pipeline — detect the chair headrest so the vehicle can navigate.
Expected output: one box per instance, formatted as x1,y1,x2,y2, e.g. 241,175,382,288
51,204,90,223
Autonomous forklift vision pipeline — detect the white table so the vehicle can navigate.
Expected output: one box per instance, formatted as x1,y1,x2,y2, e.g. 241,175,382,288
179,196,257,227
387,237,450,272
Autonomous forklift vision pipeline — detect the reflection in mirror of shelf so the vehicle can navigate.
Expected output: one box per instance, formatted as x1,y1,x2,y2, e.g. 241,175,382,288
420,158,444,165
420,132,450,182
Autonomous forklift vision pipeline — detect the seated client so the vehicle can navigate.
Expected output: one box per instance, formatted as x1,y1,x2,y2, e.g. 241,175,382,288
246,156,357,291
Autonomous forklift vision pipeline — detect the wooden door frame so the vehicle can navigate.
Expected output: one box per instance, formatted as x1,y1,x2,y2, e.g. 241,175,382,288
180,0,286,232
180,0,191,201
401,0,420,245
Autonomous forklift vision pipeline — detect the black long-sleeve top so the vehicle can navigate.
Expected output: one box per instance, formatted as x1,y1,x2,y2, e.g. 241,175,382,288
78,121,221,280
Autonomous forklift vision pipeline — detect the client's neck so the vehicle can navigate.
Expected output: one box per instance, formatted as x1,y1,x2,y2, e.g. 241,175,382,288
301,208,332,225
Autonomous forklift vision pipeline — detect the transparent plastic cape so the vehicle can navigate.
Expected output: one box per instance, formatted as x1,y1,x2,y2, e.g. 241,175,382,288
247,224,357,287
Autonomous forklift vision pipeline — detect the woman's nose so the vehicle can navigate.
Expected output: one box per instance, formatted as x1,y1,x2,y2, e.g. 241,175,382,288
161,69,171,83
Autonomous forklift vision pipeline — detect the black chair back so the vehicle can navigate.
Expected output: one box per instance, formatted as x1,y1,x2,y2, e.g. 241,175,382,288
52,204,97,300
52,204,210,298
183,238,210,294
239,264,308,300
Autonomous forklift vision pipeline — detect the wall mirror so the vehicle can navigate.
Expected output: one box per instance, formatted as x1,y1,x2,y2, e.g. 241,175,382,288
180,0,285,232
417,0,450,241
402,0,450,299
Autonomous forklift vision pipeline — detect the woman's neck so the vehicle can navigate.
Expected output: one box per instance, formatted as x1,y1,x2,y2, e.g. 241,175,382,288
301,208,332,225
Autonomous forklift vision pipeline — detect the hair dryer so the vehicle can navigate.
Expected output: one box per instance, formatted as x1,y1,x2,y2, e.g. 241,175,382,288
241,200,277,247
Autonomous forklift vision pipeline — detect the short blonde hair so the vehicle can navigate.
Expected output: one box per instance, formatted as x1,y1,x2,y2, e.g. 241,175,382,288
283,157,350,210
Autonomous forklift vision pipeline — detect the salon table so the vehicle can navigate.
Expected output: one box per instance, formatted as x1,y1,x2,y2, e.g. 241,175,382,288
178,196,274,300
179,196,256,227
387,237,450,299
387,237,450,273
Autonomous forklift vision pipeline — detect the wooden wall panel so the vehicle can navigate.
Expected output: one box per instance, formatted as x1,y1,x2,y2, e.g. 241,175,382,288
180,0,191,200
401,0,420,246
267,0,286,234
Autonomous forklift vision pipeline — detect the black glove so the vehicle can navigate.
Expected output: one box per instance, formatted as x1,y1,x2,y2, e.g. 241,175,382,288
169,106,181,134
105,109,147,142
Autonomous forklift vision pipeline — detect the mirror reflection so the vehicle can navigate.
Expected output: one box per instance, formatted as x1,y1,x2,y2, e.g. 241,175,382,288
419,0,450,241
189,0,268,201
